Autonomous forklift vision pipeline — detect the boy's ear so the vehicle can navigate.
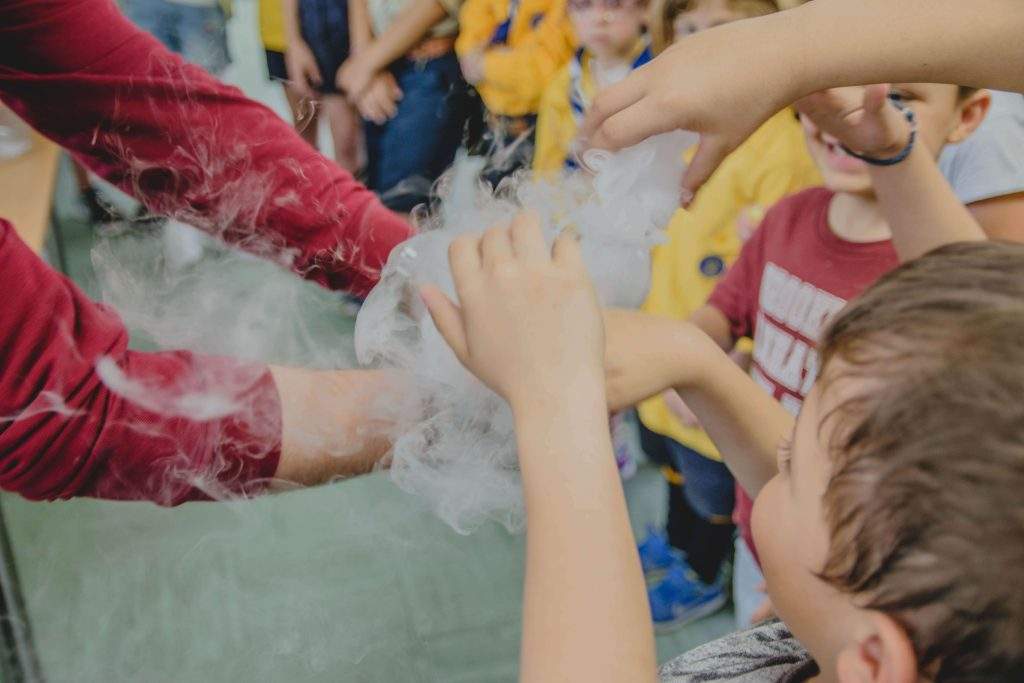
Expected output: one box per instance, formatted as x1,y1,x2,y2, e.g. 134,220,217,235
947,89,992,144
835,612,917,683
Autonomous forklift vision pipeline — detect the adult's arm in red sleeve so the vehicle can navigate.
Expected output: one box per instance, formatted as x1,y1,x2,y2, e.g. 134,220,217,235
0,0,413,296
0,220,281,505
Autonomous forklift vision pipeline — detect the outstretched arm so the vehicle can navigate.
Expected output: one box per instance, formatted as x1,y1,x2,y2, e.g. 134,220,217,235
0,0,413,297
422,214,657,683
584,0,1024,202
603,310,789,497
0,221,397,506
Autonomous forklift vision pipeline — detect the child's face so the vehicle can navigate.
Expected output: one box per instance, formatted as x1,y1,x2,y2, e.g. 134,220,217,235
800,83,977,197
672,0,757,40
750,369,868,680
569,0,647,61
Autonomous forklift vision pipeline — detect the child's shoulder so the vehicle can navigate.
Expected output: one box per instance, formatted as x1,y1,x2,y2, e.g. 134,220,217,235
659,620,817,682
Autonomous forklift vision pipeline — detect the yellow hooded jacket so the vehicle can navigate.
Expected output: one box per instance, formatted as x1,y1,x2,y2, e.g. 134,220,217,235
456,0,576,117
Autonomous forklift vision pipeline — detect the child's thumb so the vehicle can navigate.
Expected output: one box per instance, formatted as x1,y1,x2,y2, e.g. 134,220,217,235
419,284,469,365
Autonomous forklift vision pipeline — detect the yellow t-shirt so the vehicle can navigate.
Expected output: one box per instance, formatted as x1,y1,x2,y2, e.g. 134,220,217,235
258,0,287,53
533,39,649,174
637,108,821,459
455,0,576,117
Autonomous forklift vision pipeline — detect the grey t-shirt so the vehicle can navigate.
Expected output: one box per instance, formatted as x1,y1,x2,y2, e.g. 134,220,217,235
659,621,818,683
939,90,1024,204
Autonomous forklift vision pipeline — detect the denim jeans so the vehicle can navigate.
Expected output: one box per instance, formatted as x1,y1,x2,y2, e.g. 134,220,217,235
126,0,230,75
665,438,736,522
364,53,472,213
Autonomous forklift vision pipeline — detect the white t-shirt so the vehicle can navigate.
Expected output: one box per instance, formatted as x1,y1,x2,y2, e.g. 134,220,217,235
939,90,1024,204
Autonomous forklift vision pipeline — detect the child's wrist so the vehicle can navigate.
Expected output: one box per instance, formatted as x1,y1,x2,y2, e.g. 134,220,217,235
667,323,721,392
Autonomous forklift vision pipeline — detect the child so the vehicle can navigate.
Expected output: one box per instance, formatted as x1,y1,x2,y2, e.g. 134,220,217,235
421,213,1024,682
938,90,1024,242
455,0,576,179
260,0,322,149
683,82,989,628
283,0,364,171
532,0,651,173
632,0,819,631
336,0,472,212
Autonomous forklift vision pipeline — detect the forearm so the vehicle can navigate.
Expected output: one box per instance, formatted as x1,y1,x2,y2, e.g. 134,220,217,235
781,0,1024,103
673,334,790,497
968,193,1024,243
361,0,447,72
348,0,373,53
514,378,656,683
605,312,785,495
269,367,404,487
282,0,304,43
869,144,985,262
0,0,414,296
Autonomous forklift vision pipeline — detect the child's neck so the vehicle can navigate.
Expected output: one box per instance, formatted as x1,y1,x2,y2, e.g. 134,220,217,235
589,47,636,87
828,191,893,244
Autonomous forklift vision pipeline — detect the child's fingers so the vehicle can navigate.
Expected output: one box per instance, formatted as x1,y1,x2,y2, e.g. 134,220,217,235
448,233,484,304
551,228,584,270
481,224,514,268
419,284,469,365
509,211,547,261
580,71,647,146
680,134,731,207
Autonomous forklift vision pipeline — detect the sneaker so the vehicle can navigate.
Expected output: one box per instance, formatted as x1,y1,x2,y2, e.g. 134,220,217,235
637,527,678,579
648,559,728,633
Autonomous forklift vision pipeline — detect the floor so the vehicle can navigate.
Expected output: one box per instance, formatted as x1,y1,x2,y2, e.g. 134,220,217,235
0,2,734,680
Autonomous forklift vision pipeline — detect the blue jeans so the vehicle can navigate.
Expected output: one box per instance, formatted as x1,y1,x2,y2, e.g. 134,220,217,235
299,0,350,95
126,0,230,75
665,439,735,522
364,53,471,213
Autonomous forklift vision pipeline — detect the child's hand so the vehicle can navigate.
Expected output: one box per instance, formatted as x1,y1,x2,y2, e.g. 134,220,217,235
284,41,323,100
420,213,604,410
459,50,485,85
603,309,710,413
356,73,403,125
795,84,911,160
337,55,375,102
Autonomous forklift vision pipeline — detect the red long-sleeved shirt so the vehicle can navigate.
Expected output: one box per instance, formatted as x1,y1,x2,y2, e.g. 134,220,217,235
0,0,414,504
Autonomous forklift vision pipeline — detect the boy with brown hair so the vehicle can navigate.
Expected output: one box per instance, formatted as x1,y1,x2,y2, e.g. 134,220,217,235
634,0,817,631
421,210,1024,681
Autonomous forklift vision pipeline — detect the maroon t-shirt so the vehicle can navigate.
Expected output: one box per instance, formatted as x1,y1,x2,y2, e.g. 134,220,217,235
707,187,900,560
0,0,414,505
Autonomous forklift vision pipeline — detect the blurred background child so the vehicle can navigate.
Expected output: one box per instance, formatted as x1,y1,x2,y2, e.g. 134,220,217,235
338,0,473,213
260,0,322,148
455,0,575,182
532,0,651,174
939,90,1024,241
633,0,818,632
283,0,364,172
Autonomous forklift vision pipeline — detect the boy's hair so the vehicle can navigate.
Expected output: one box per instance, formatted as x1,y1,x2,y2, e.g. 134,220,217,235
958,85,980,100
650,0,780,54
818,241,1024,681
